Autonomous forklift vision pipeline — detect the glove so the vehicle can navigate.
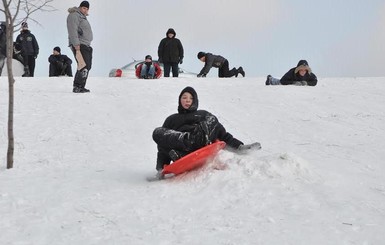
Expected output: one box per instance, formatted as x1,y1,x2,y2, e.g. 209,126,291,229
197,73,206,78
294,81,307,86
237,142,261,153
179,58,183,64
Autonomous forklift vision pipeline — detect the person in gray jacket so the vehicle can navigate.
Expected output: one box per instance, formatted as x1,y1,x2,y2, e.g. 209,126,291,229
197,52,245,78
67,1,93,93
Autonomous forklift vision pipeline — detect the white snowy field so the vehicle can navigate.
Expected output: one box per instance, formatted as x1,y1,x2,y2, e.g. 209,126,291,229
0,76,385,245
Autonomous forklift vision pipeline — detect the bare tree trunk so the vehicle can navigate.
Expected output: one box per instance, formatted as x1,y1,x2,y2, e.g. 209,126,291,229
6,59,15,169
2,0,16,169
2,0,55,169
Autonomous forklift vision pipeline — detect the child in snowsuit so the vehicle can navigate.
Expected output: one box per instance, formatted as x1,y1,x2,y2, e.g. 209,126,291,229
266,60,318,86
152,86,261,179
135,55,162,79
197,52,245,78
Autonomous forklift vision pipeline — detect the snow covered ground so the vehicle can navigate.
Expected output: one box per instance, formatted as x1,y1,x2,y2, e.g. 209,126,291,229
0,76,384,245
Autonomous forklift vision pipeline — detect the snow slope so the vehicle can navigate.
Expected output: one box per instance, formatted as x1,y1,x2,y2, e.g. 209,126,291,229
0,77,385,245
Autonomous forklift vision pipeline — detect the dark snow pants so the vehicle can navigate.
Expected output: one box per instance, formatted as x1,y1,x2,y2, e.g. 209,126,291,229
152,116,225,170
218,60,237,78
72,44,92,88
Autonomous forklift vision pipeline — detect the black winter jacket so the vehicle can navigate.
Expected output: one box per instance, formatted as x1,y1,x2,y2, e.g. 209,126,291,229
15,30,39,56
157,29,184,63
280,68,318,86
162,87,242,148
156,87,243,167
199,53,227,75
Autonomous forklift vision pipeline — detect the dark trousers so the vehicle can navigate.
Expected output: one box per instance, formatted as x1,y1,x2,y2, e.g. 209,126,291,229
0,56,5,75
22,55,36,77
49,63,73,77
218,60,237,78
163,62,179,77
152,116,225,170
71,44,93,88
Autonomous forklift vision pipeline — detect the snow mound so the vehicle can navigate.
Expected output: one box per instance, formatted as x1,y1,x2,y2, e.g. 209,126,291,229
221,151,314,181
164,150,316,186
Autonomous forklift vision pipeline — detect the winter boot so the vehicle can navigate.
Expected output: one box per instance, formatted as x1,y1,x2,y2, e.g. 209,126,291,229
266,75,272,85
22,66,30,77
238,67,245,77
73,87,90,93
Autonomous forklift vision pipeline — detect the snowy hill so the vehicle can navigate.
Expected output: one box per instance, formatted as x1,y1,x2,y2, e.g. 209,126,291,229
0,77,384,245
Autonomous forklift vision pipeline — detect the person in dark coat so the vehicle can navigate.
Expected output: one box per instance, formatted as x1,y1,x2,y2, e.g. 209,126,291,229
151,86,261,179
135,55,162,79
15,22,39,77
266,60,318,86
157,28,184,77
197,52,245,78
48,46,73,77
0,22,6,76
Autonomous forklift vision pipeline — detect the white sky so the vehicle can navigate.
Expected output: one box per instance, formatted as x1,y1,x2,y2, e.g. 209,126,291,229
2,0,385,77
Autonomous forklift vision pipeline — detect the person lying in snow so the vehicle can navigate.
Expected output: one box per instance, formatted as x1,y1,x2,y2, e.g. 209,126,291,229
265,60,318,86
152,86,261,179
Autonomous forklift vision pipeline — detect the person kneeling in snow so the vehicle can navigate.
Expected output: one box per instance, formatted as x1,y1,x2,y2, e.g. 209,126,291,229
152,86,261,179
265,60,318,86
196,51,245,78
135,55,162,79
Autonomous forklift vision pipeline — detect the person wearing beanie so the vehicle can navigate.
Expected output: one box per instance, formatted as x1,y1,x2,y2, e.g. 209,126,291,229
197,52,245,78
157,28,184,77
135,55,162,79
150,86,261,180
15,21,39,77
67,1,93,93
48,46,73,77
265,60,318,86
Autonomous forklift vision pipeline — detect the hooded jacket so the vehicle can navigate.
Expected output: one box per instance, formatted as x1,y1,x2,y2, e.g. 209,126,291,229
67,7,93,47
280,60,318,86
156,87,243,167
162,87,243,148
199,53,227,75
157,28,184,63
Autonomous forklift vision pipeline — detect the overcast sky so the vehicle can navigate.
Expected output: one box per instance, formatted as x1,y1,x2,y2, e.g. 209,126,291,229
2,0,385,77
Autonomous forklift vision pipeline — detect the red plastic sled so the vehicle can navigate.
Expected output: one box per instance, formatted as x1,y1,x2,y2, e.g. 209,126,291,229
162,141,226,175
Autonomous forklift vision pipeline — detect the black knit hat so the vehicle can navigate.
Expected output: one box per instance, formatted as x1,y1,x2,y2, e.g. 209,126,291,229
145,55,152,60
21,22,28,29
197,52,206,59
53,46,61,53
79,1,90,8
